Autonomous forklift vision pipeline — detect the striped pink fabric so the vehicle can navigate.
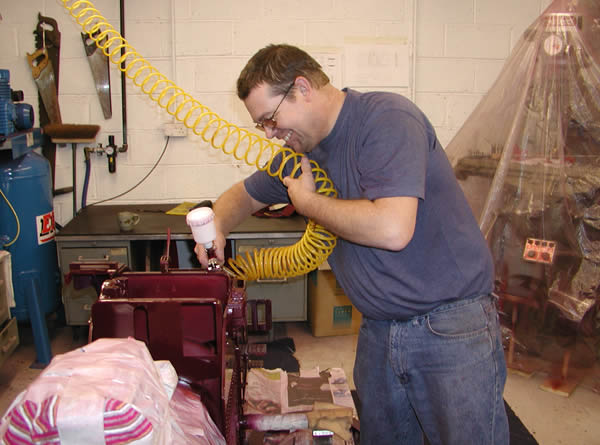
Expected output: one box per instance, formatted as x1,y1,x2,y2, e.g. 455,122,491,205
2,397,152,445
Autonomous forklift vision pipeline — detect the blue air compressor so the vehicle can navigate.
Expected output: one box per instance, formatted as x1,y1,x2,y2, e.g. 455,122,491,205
0,68,60,323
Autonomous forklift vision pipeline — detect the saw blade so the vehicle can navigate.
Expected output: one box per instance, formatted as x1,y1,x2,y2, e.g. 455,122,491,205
82,32,112,119
27,48,62,124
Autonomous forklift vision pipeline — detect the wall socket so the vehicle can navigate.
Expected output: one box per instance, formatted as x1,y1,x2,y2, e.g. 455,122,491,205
164,122,188,137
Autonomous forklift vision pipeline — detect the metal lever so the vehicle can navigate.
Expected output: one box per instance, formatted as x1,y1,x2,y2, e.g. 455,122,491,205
160,228,172,273
206,246,221,271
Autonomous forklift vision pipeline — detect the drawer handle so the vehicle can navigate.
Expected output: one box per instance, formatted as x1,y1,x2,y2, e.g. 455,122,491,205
77,255,110,261
83,304,92,311
1,335,18,353
256,278,288,284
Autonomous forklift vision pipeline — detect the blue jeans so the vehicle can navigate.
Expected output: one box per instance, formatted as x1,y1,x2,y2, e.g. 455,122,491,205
354,294,509,445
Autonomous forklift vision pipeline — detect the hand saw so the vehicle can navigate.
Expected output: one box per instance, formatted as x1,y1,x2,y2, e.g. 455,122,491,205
82,31,112,119
33,13,61,191
27,48,62,124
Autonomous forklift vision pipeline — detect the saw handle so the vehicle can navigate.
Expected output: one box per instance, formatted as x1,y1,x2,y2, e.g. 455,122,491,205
81,30,101,57
26,48,49,80
36,13,61,48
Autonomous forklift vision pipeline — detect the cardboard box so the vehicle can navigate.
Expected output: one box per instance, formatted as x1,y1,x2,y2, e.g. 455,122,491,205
308,270,362,337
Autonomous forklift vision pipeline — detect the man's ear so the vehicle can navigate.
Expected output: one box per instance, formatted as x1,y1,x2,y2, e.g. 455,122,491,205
294,76,312,100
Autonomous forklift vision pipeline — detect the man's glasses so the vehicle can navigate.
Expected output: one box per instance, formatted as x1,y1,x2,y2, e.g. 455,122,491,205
255,82,294,132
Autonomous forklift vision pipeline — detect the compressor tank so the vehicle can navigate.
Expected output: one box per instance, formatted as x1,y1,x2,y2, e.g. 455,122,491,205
0,150,60,321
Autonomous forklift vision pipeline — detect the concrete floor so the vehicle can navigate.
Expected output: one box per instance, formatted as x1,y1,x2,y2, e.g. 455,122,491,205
1,321,599,445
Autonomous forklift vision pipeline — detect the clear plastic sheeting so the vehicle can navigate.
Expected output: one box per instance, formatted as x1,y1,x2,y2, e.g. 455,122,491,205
446,0,600,382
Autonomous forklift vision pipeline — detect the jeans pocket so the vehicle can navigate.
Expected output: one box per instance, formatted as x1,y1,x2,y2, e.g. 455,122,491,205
426,300,488,339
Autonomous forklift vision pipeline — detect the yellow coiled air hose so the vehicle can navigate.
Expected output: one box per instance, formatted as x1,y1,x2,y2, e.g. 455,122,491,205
61,0,338,281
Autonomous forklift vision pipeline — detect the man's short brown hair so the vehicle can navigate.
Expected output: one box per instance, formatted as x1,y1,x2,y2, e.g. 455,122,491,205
236,44,330,100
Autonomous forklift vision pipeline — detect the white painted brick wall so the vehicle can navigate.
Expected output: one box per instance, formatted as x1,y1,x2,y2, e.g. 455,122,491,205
445,24,512,59
306,22,378,48
415,0,551,148
192,57,247,92
475,0,541,26
126,21,173,58
414,93,447,126
176,22,233,56
125,0,172,20
0,0,554,224
189,0,259,20
0,27,18,58
416,59,476,93
233,21,305,55
416,0,474,58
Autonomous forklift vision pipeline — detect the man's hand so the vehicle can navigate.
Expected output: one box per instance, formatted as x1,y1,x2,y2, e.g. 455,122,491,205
194,232,226,269
282,156,316,213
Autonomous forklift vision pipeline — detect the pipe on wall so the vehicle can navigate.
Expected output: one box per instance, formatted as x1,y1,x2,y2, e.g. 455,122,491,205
119,0,128,151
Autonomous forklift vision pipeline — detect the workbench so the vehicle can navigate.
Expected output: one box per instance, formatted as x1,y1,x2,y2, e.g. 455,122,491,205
56,204,308,325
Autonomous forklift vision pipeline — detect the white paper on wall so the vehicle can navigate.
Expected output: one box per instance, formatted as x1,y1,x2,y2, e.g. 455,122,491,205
344,38,410,88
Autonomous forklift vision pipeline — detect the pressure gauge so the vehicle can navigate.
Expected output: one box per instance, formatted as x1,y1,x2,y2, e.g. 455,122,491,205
105,145,116,173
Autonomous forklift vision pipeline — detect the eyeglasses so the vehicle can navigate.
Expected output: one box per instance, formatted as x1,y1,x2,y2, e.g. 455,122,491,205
255,82,294,132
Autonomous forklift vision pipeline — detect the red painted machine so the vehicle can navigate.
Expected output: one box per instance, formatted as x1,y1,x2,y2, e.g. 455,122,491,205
86,250,248,444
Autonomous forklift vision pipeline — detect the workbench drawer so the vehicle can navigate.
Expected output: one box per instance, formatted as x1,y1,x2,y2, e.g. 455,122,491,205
58,246,130,273
235,238,306,322
57,242,130,326
0,318,19,368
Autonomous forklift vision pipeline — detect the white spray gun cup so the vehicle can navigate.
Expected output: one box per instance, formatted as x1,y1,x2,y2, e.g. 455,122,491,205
186,207,217,249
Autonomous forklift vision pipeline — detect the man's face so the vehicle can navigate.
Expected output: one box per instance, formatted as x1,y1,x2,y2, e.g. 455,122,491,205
244,83,317,154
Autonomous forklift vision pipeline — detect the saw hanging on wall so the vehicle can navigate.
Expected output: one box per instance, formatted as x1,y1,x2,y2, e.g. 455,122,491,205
33,14,61,124
81,30,112,119
31,13,62,193
29,14,62,125
26,48,62,125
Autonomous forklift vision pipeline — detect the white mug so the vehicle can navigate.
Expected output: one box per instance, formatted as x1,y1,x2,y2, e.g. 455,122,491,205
117,211,140,231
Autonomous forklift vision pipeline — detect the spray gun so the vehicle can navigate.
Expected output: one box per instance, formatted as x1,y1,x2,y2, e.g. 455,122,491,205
186,206,221,271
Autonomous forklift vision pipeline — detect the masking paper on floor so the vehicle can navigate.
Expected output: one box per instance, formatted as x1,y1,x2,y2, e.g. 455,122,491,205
243,368,355,442
0,337,225,445
244,367,355,415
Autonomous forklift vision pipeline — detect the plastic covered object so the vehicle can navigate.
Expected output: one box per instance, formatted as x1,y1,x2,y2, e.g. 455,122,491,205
446,0,600,370
0,337,225,445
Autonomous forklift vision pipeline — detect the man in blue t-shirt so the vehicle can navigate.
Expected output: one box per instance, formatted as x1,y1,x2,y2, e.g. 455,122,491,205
196,44,509,445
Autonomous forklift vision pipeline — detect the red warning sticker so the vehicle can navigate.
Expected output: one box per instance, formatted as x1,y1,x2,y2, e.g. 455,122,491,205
522,238,556,264
36,211,56,244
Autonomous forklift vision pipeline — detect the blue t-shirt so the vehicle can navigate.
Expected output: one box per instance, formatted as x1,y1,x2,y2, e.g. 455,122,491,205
245,89,493,320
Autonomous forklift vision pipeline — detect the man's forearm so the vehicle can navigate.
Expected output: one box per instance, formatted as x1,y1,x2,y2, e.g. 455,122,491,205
212,181,266,236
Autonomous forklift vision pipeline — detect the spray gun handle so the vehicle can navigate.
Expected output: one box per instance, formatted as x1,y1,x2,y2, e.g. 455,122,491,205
205,246,221,271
